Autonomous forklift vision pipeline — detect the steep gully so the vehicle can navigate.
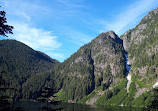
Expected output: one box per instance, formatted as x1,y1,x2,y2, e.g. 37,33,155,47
124,53,158,90
124,53,131,93
86,53,132,105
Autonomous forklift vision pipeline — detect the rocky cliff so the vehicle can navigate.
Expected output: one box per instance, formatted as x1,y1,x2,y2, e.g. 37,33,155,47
53,31,126,101
121,7,158,89
54,8,158,107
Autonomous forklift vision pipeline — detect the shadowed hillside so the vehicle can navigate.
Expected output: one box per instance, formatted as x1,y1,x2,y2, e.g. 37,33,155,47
0,39,59,99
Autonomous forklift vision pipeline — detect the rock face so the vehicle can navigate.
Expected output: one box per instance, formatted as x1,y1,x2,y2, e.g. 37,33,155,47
54,31,126,101
91,31,125,78
121,7,158,81
121,7,158,52
121,30,132,52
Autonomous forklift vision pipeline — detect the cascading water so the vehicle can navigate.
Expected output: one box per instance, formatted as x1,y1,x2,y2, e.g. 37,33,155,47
125,53,131,93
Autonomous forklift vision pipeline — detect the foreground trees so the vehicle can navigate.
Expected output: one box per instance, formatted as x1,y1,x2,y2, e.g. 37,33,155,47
37,80,63,111
0,7,13,37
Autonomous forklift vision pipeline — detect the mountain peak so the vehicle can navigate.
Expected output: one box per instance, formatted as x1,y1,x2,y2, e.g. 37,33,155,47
95,31,122,45
144,7,158,20
98,31,118,40
150,7,158,14
107,31,118,39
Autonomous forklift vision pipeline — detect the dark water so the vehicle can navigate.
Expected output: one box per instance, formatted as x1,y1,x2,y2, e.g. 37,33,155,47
13,101,156,111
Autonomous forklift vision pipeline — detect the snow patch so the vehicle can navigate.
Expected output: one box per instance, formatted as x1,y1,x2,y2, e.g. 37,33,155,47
153,81,158,88
127,74,131,81
127,74,132,93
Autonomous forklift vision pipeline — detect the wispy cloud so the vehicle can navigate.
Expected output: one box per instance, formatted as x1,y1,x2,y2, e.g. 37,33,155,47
7,22,63,59
3,0,51,20
19,12,31,22
55,0,86,8
57,26,92,46
100,0,158,35
1,0,65,61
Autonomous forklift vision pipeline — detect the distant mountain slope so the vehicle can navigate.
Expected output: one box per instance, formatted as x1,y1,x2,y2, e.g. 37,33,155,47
53,31,126,101
0,39,59,99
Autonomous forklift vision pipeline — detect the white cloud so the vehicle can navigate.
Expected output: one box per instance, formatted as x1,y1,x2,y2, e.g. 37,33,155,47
8,22,63,60
1,0,65,61
101,0,158,35
12,23,61,49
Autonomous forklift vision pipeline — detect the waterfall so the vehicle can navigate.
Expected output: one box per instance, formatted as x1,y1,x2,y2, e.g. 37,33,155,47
125,53,131,93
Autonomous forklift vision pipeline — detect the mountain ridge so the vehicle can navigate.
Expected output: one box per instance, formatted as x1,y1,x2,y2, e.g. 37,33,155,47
52,7,158,107
52,30,126,102
0,39,59,99
0,7,158,108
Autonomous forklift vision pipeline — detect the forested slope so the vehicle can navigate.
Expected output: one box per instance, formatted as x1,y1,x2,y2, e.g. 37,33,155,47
0,40,59,99
52,31,126,102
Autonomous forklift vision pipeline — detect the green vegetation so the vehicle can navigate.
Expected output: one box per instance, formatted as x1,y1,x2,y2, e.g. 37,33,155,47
122,8,158,85
1,7,158,109
132,91,152,107
54,90,68,102
22,72,50,99
131,88,158,108
36,82,62,111
95,78,157,107
78,91,96,104
118,7,158,108
0,9,13,37
0,40,59,99
95,79,127,106
52,31,125,101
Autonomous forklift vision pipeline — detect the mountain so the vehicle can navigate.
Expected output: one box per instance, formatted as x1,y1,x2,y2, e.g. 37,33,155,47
1,7,158,108
0,39,59,99
52,7,158,108
52,31,126,102
120,7,158,107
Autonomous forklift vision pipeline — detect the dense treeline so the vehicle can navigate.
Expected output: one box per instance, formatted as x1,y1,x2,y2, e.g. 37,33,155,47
0,40,59,99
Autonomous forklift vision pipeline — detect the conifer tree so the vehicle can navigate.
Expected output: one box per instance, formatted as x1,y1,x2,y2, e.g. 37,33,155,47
150,88,158,108
0,7,13,37
37,80,63,111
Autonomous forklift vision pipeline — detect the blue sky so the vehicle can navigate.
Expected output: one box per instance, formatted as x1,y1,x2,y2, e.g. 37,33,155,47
0,0,158,62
